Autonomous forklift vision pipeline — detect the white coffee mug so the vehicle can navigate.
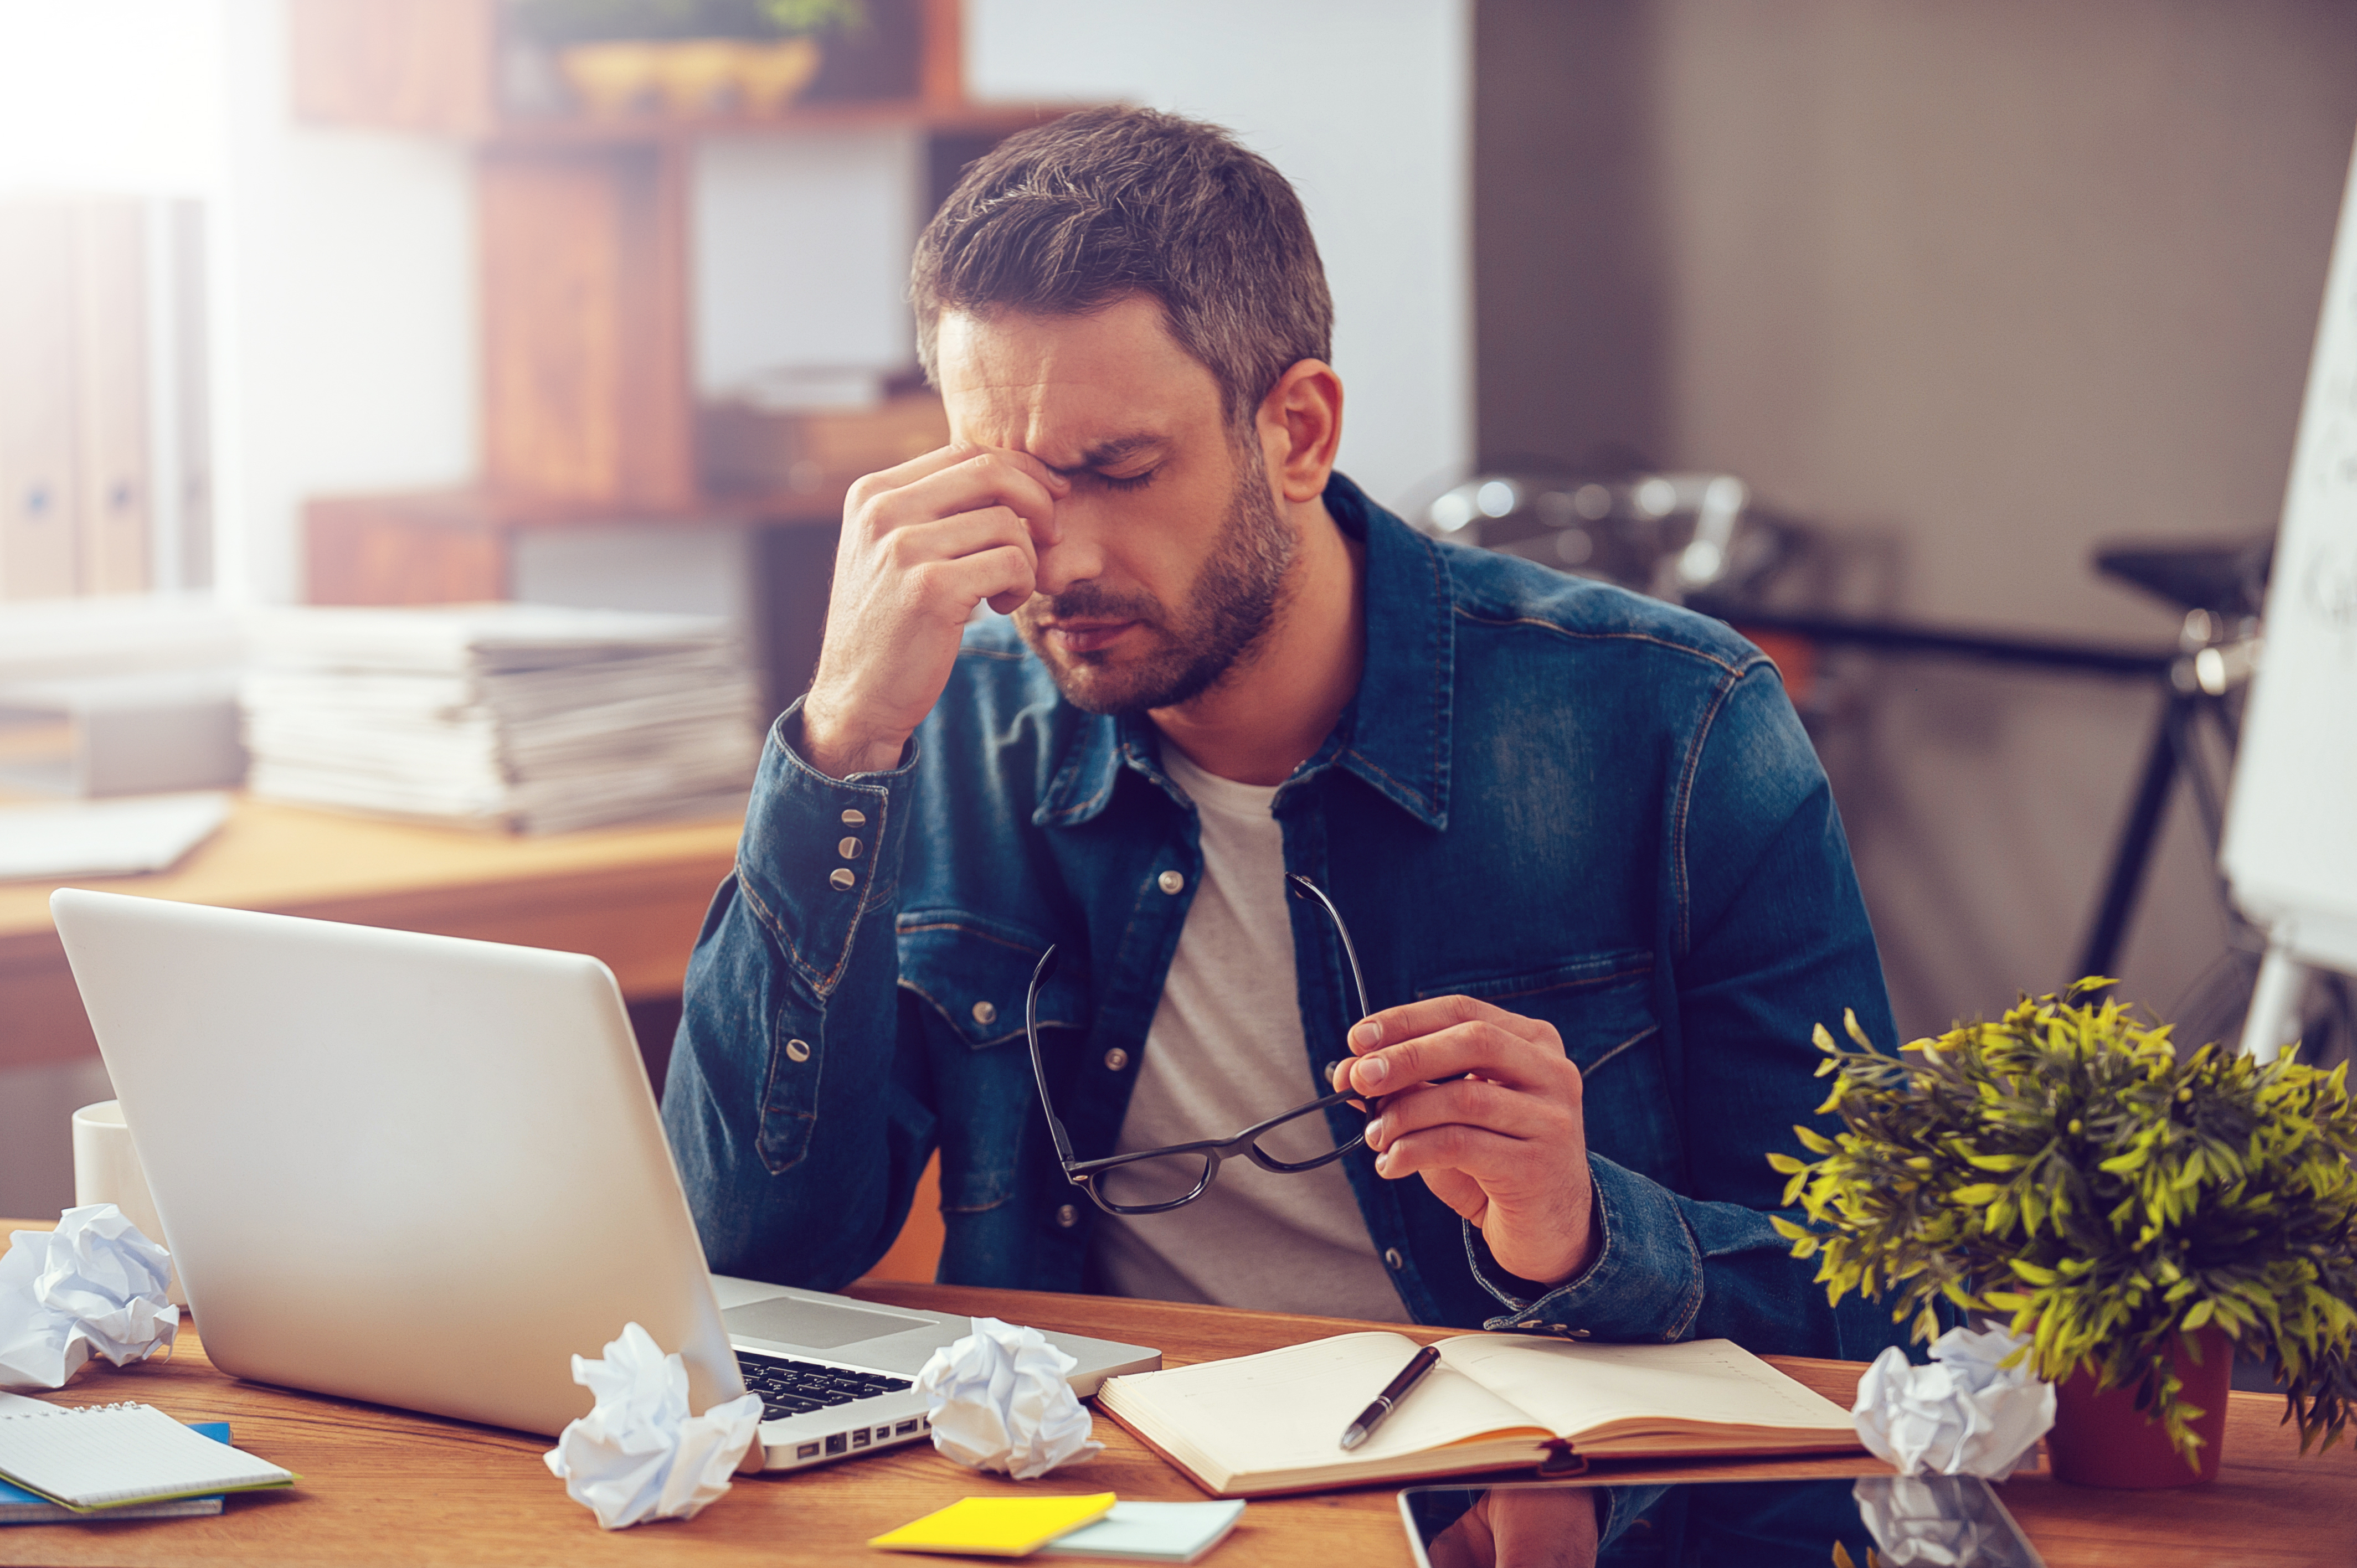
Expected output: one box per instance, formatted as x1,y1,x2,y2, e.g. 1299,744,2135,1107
70,1099,186,1306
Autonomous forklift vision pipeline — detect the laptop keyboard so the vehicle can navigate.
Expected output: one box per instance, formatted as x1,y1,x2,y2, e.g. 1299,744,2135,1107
737,1349,913,1422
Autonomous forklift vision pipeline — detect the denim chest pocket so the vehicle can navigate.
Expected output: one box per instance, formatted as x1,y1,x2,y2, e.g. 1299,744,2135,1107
1415,952,1685,1190
896,913,1085,1048
897,913,1088,1216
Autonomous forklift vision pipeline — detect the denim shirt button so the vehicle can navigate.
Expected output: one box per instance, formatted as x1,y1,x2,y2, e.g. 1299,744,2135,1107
784,1038,811,1063
837,836,863,858
1383,1247,1404,1270
1103,1048,1129,1071
1055,1204,1079,1228
971,1000,997,1026
828,868,856,891
1156,870,1185,895
840,807,866,826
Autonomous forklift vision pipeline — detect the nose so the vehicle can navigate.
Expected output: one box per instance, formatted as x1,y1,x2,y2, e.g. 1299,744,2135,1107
1033,509,1104,599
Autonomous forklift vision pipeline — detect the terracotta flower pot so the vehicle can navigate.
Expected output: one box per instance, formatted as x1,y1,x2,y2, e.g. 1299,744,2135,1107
737,37,824,116
651,39,743,115
558,42,662,116
2046,1325,2233,1488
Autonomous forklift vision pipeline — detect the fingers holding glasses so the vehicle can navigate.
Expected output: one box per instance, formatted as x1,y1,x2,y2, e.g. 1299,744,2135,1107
1362,1076,1567,1160
1342,994,1567,1098
1338,993,1599,1289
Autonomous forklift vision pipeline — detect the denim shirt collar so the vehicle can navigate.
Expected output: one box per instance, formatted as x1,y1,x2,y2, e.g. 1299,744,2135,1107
1033,472,1454,832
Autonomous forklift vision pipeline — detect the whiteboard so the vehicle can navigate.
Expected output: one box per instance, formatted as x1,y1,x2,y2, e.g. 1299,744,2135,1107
2221,127,2357,978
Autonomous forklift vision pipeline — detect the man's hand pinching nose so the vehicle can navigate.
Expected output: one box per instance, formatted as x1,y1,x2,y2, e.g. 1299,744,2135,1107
800,443,1069,780
1334,995,1601,1290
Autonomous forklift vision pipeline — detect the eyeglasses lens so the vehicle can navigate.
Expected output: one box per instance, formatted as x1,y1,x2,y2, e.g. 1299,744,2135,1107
1096,1151,1216,1212
1249,1100,1355,1171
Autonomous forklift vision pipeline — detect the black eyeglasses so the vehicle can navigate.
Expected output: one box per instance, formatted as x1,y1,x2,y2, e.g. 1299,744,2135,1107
1024,873,1375,1216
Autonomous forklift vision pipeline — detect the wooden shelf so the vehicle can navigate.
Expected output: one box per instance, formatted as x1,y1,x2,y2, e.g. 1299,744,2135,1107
289,0,1076,712
305,486,845,606
289,0,1055,144
292,0,1039,535
478,97,1078,148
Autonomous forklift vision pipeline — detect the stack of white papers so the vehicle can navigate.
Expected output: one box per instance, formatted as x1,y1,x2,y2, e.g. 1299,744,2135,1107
0,793,229,882
240,606,761,835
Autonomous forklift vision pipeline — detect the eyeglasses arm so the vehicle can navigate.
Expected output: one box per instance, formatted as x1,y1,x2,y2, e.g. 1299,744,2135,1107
1025,944,1082,1170
1287,873,1373,1022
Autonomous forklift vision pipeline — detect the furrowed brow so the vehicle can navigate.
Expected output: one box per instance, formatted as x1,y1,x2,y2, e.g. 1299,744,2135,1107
1048,434,1166,475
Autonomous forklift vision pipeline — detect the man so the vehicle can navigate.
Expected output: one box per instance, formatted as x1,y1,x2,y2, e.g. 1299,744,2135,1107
663,107,1902,1356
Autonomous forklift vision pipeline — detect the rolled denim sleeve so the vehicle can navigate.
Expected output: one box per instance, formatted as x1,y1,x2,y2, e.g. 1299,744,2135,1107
1464,1154,1701,1336
1462,1158,1898,1354
660,698,938,1290
1470,661,1907,1360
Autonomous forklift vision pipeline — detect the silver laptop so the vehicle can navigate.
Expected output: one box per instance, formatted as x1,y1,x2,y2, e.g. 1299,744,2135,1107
48,888,1157,1471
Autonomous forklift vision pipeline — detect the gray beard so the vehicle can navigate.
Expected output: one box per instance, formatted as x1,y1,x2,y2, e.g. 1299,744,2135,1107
1018,446,1295,717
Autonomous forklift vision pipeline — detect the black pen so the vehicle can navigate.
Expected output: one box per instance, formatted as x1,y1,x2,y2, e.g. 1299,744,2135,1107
1339,1344,1442,1451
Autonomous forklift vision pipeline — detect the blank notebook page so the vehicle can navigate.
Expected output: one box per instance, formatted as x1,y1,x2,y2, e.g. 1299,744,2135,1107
0,1402,293,1509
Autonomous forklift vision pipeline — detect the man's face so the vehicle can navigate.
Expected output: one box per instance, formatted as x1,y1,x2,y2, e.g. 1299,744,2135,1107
934,295,1295,716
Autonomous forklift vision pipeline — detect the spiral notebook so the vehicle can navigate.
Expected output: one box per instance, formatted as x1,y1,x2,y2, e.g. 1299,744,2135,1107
1,1422,231,1524
0,1400,295,1512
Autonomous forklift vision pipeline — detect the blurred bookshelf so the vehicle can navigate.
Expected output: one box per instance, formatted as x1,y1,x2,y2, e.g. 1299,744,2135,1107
0,198,212,604
288,0,1083,710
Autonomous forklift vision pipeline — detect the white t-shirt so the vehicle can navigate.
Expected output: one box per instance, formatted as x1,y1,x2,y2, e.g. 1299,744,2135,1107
1087,745,1408,1322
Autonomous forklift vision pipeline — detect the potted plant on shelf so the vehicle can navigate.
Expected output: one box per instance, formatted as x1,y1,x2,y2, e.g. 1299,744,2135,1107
1771,981,2357,1488
510,0,865,118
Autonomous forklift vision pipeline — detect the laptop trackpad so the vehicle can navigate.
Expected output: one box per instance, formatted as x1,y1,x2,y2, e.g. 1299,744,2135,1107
723,1295,938,1352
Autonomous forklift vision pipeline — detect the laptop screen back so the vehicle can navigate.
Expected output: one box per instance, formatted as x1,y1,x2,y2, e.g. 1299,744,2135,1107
49,888,744,1437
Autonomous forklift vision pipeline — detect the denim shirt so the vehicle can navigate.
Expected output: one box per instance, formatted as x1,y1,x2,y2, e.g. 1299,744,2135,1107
663,474,1910,1358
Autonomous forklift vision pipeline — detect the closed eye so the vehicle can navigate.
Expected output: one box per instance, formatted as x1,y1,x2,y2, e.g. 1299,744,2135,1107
1094,467,1159,493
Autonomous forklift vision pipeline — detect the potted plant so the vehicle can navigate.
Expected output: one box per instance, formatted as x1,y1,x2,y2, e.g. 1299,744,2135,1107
510,0,864,118
1771,981,2357,1487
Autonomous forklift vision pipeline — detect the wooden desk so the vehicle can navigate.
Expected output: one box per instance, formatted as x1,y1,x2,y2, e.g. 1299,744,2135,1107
0,1265,2346,1566
0,796,742,1070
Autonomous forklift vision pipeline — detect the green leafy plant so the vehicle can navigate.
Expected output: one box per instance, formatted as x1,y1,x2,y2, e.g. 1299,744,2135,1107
1769,981,2357,1464
510,0,864,44
759,0,863,32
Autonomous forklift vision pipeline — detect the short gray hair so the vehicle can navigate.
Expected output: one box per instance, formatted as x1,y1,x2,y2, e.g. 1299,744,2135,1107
911,106,1334,425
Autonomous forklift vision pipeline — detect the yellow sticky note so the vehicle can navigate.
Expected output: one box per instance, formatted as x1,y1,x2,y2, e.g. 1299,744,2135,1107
869,1493,1118,1557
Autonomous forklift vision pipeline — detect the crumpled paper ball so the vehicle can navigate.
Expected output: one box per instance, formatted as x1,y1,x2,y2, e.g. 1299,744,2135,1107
543,1322,765,1530
0,1204,180,1391
1853,1324,2056,1479
914,1317,1104,1481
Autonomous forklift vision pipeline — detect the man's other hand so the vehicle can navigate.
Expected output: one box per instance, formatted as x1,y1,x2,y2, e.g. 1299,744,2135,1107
1335,996,1600,1291
800,445,1071,780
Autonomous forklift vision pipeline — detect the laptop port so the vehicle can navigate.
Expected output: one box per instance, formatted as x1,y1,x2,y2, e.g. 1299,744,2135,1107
824,1433,847,1456
795,1443,819,1460
894,1419,920,1436
851,1430,871,1449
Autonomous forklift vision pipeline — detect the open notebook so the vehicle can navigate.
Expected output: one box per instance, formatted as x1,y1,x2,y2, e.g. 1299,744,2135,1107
1095,1332,1861,1497
0,1399,294,1512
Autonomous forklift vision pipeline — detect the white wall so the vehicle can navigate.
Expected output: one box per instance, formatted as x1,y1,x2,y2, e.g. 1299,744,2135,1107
1643,0,2357,1036
967,0,1474,513
212,0,478,607
0,1,224,196
694,131,925,395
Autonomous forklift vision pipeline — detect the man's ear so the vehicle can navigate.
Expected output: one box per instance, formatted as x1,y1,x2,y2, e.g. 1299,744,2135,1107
1256,359,1343,503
